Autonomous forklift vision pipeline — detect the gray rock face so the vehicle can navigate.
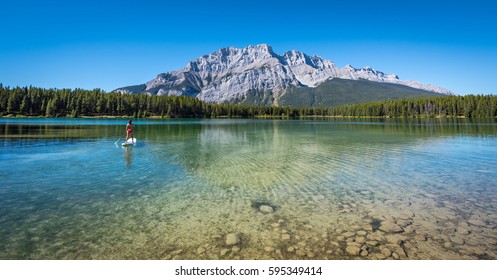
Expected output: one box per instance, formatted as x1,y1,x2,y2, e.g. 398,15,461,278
114,44,455,104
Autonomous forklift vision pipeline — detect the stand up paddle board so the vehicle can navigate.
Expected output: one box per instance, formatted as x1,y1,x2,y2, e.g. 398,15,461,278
122,138,137,146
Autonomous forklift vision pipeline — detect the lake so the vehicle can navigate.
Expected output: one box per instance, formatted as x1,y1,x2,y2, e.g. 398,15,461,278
1,118,496,259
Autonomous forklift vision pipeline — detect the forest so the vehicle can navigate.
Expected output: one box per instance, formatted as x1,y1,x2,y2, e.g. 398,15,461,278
0,84,496,118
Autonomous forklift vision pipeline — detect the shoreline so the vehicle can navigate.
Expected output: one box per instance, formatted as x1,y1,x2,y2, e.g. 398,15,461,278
1,114,492,120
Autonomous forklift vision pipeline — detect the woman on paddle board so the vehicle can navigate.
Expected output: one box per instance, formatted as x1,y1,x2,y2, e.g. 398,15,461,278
125,120,134,142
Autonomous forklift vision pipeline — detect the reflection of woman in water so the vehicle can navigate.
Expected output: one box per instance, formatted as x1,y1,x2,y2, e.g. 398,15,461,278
124,146,133,167
126,120,134,142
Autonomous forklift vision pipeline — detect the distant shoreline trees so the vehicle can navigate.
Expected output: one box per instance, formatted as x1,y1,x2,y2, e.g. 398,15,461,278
1,84,496,118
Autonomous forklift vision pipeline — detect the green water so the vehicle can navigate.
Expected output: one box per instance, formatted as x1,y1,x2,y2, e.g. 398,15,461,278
1,118,496,259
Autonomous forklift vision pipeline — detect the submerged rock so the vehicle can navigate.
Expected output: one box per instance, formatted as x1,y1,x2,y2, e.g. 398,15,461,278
458,222,470,229
343,232,356,238
252,201,277,213
457,227,470,235
356,230,368,236
380,221,404,233
260,205,274,213
468,218,486,227
264,246,274,252
197,247,206,255
415,234,427,242
403,226,415,234
372,253,387,260
281,234,291,240
220,249,230,257
367,232,384,242
346,245,361,255
355,237,366,244
226,233,240,246
366,240,380,247
381,248,392,258
396,219,413,227
171,249,183,255
449,236,465,245
385,234,406,245
360,249,369,257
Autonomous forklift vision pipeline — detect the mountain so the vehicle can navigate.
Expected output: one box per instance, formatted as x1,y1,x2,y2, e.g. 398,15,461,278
115,44,455,106
277,78,450,107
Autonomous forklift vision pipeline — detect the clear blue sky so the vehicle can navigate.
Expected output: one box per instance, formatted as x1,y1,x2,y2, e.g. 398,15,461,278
1,0,496,95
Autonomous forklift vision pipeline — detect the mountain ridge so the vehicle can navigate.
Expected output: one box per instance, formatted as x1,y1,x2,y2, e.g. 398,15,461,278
115,44,455,106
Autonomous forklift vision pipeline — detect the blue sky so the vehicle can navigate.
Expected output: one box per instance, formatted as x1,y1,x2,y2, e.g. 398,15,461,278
1,0,496,94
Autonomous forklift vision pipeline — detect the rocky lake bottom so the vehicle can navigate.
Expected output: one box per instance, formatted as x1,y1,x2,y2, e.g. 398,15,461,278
1,118,496,259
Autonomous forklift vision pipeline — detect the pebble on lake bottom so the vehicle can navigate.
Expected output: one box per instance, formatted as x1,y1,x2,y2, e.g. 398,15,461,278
346,245,361,255
259,205,274,214
226,233,240,246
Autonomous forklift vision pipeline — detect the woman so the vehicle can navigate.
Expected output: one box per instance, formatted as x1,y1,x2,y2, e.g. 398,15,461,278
125,120,134,142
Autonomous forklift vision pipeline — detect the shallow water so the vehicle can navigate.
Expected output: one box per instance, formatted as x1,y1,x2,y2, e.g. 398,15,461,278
1,118,496,259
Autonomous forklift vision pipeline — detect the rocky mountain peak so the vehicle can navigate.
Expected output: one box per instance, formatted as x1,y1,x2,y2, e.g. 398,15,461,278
115,44,455,103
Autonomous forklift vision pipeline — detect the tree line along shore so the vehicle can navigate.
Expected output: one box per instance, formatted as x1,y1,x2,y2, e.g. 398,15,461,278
1,85,496,119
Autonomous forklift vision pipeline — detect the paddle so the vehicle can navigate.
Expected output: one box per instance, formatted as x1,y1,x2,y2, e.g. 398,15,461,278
114,134,126,146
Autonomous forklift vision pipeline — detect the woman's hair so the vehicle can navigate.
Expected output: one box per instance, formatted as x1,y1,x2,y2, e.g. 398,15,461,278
128,120,132,124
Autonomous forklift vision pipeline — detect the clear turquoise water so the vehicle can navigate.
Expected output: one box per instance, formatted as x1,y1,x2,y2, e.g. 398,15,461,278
1,118,496,259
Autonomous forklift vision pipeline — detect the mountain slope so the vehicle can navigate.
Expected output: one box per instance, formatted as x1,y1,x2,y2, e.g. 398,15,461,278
278,78,445,107
115,44,455,106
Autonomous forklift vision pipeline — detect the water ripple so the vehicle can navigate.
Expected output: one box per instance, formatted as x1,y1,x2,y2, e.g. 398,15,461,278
1,119,497,259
